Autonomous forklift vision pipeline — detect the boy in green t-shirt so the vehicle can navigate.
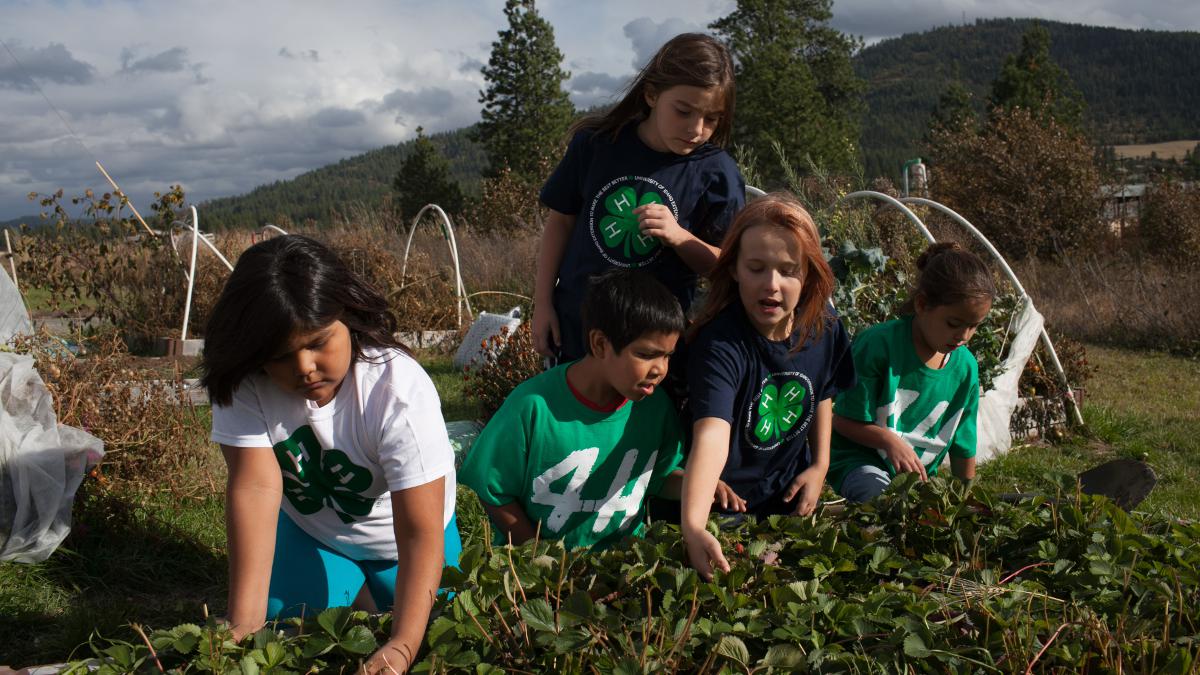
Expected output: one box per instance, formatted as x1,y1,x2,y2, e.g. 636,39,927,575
459,269,687,550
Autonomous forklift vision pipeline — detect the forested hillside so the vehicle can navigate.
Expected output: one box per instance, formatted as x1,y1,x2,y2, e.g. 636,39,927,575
199,128,486,230
198,19,1200,229
857,18,1200,179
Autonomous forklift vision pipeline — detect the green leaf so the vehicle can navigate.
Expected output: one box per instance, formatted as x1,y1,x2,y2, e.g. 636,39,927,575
316,606,352,638
239,656,260,675
263,642,287,667
717,635,750,665
339,625,377,655
521,598,558,633
761,644,806,667
301,634,336,659
903,633,931,658
446,649,481,668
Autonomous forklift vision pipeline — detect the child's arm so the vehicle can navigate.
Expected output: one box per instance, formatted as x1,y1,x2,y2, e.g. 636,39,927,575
680,417,733,581
950,456,976,482
532,209,574,357
480,500,539,546
221,445,282,639
634,203,720,275
831,413,929,482
361,478,447,675
784,399,833,515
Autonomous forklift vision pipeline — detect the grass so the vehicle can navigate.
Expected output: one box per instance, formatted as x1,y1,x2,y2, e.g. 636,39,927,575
975,345,1200,519
1,343,1197,667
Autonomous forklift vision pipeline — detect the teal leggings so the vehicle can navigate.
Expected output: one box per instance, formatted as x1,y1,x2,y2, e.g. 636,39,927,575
266,510,462,619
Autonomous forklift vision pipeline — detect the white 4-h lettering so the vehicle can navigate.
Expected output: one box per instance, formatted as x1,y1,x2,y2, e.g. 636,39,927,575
529,447,658,534
874,388,963,466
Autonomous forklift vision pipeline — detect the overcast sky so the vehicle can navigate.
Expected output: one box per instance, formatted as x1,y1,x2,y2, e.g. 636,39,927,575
1,0,1196,220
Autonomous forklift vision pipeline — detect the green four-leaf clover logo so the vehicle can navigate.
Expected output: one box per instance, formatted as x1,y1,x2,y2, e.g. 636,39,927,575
754,379,808,443
599,186,662,259
274,426,375,524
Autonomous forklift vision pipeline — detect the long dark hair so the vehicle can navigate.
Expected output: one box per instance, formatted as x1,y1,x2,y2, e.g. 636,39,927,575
572,32,735,147
200,234,406,406
898,242,997,314
689,194,834,351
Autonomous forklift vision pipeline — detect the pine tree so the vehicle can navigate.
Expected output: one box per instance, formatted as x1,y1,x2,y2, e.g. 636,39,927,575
988,23,1084,128
476,0,574,182
393,127,465,220
927,81,976,136
710,0,864,187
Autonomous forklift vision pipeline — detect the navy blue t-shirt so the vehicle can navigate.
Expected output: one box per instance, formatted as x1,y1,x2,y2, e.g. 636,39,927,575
540,124,745,360
688,303,856,512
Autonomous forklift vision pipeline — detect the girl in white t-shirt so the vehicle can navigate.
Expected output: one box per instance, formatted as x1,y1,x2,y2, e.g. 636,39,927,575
201,234,458,675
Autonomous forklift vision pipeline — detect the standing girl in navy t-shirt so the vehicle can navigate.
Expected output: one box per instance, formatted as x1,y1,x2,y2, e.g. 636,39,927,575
535,32,746,362
680,195,856,579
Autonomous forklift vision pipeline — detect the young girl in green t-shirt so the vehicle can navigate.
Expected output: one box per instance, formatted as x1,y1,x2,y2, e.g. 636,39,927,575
827,242,996,502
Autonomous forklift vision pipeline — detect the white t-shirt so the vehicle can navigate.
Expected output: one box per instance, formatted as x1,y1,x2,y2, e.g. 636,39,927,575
211,347,456,560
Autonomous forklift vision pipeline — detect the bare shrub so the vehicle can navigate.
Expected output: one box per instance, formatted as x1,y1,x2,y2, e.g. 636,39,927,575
460,165,546,237
1135,178,1200,264
1016,252,1200,356
13,329,217,492
15,187,238,344
928,107,1103,259
462,322,542,422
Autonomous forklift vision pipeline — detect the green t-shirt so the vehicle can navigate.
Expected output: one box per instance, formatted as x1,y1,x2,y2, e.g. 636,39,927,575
459,363,685,550
827,316,979,493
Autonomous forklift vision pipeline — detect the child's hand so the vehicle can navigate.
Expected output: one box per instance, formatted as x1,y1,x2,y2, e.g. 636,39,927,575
531,302,560,358
783,465,826,516
683,528,731,582
360,637,415,675
885,439,928,481
713,480,747,512
635,203,690,248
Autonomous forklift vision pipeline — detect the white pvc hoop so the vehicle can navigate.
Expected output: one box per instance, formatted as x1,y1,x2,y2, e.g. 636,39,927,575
180,206,200,341
400,204,473,327
832,191,1082,426
899,197,1083,426
172,206,235,343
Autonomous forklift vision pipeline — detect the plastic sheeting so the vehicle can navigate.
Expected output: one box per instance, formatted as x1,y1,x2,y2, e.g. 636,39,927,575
0,269,104,563
453,307,523,370
975,295,1045,464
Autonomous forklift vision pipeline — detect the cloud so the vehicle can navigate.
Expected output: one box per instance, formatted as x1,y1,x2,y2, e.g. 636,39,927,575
279,47,320,62
622,17,707,68
121,46,191,74
458,56,484,74
379,86,456,117
0,42,96,90
310,106,367,128
568,71,630,108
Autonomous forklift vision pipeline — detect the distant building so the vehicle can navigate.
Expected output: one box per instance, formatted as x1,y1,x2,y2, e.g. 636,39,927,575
1100,183,1145,236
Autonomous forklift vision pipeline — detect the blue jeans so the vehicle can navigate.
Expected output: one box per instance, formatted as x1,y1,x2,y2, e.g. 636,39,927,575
266,510,462,619
839,465,892,503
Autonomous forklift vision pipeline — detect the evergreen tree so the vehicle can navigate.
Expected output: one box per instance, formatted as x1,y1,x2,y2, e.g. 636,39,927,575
392,127,466,220
710,0,864,186
927,81,976,137
988,23,1084,128
476,0,574,182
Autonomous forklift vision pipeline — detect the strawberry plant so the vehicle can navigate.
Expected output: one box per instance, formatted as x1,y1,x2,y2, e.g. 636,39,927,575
67,475,1200,673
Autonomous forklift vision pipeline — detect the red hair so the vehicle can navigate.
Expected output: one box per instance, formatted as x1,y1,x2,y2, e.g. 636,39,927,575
689,193,834,351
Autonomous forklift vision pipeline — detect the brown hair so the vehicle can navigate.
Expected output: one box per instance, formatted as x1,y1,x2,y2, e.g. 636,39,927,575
689,193,834,351
571,32,735,147
899,242,997,314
